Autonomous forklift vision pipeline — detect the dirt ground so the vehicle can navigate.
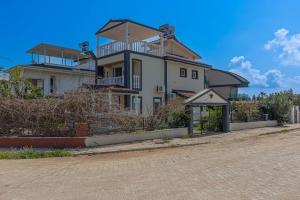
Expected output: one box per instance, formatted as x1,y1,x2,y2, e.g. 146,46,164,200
0,130,300,200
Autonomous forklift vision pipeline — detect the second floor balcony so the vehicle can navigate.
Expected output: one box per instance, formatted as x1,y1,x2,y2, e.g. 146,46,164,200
96,75,141,89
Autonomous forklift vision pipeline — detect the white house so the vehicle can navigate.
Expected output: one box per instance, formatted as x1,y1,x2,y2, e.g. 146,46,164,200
6,44,95,96
94,19,249,114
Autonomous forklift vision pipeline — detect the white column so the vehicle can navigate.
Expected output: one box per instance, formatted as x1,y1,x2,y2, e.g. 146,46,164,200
125,23,129,49
135,95,139,114
43,48,46,64
96,36,100,57
108,91,112,111
160,33,164,56
61,51,64,65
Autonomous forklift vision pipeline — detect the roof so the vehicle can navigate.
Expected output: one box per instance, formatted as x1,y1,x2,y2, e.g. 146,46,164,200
83,84,139,94
164,55,212,69
151,35,201,60
172,89,196,98
27,43,84,59
184,88,229,105
6,64,95,74
167,35,201,59
206,68,249,87
96,19,163,41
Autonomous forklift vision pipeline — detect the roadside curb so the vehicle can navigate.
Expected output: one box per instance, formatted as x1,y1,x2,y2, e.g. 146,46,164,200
258,127,300,136
73,142,210,156
74,127,300,156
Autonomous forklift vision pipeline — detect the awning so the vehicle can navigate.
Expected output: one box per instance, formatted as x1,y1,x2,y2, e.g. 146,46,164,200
172,89,196,98
27,43,87,60
83,85,139,94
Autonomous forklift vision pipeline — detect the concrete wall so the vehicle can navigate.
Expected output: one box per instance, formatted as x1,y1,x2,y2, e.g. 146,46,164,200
85,128,188,147
230,120,278,131
23,68,94,96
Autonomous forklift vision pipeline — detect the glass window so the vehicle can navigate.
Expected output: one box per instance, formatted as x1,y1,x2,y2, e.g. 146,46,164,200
132,96,142,114
192,70,198,79
180,68,187,77
113,67,123,77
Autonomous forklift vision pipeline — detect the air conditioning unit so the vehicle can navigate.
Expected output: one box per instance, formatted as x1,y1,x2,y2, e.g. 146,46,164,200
156,85,165,93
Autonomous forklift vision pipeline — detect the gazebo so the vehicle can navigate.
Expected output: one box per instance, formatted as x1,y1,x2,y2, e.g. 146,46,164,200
184,88,230,137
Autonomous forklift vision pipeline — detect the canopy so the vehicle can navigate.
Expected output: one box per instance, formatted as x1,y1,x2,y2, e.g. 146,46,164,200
27,43,85,60
96,19,163,41
184,88,229,106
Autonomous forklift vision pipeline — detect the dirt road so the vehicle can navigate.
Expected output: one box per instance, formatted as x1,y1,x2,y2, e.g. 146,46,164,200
1,130,300,200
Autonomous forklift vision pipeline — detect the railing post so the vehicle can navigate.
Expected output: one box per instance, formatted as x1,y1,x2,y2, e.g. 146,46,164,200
125,23,129,50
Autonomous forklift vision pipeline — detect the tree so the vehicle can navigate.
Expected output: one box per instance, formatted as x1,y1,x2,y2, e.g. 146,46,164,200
0,66,43,98
258,91,293,126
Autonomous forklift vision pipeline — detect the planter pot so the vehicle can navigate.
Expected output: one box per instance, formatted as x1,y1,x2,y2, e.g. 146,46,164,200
74,122,89,137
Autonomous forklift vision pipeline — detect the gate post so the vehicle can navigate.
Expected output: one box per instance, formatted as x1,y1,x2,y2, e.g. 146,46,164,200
187,105,194,137
222,105,230,132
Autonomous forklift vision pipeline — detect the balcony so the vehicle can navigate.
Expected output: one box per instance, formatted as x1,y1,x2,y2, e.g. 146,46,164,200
97,75,141,89
97,76,124,86
96,20,164,58
97,39,162,58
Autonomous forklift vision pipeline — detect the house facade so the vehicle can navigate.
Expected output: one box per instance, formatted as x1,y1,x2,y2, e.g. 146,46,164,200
6,44,95,96
94,19,248,114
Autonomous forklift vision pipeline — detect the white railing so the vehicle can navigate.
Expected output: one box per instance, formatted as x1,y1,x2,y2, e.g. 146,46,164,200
132,75,141,89
97,39,162,57
97,76,124,86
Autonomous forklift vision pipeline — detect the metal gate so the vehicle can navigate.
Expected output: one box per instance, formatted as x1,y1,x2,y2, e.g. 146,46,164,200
193,106,223,134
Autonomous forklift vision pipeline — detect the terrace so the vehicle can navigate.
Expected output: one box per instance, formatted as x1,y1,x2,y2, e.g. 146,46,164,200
27,43,89,67
95,19,164,58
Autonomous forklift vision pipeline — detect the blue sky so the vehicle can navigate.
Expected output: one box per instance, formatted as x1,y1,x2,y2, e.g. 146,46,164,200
1,0,300,95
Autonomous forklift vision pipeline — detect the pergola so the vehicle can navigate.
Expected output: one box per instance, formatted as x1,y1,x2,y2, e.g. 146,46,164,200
184,89,230,137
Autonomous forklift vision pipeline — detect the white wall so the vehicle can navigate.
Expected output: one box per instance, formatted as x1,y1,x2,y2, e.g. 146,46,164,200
23,68,94,96
130,53,164,114
167,60,205,93
230,120,278,131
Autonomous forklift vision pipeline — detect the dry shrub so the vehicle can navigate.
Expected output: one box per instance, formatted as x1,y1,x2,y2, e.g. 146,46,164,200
0,89,189,137
0,89,143,136
0,98,68,136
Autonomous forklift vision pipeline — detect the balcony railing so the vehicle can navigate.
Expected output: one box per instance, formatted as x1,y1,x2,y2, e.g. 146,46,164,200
132,75,141,89
97,75,142,89
97,76,124,86
97,39,162,57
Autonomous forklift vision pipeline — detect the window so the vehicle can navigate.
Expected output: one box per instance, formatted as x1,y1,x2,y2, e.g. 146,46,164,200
113,67,123,77
180,68,187,77
153,97,162,114
50,76,56,94
132,96,143,114
132,59,142,90
192,70,198,79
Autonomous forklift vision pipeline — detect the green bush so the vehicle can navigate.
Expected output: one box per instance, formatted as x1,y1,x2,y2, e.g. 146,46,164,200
258,91,293,126
0,149,72,159
160,109,190,129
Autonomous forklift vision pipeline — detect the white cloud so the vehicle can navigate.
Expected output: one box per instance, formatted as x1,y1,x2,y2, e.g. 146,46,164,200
265,28,300,66
229,56,282,88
